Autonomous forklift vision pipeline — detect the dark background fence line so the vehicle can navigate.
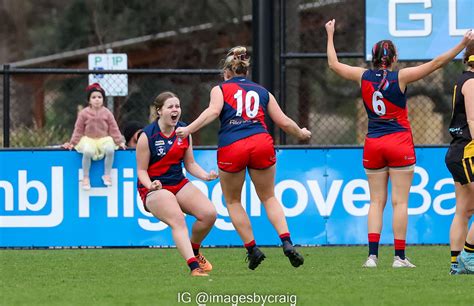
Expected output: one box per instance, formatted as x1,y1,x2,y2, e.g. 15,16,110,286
1,68,223,148
1,62,461,148
0,0,465,148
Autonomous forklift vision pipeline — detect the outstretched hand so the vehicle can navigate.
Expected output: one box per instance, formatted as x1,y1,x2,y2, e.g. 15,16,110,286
325,19,336,35
175,126,190,139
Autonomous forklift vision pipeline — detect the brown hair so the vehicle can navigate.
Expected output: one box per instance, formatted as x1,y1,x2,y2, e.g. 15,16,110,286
371,40,397,69
220,46,250,76
463,41,474,68
153,91,178,118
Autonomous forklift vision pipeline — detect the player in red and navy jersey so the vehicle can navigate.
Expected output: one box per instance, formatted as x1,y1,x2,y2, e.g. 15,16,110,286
445,41,474,274
136,91,218,277
176,46,311,270
326,19,473,268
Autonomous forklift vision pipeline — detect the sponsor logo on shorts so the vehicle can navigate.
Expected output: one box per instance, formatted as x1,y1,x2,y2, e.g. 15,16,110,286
218,161,233,165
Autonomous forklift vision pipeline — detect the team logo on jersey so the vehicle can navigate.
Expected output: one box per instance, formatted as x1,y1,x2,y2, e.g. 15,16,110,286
156,146,166,157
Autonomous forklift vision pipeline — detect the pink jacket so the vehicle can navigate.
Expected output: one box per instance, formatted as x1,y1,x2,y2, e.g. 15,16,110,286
69,106,123,145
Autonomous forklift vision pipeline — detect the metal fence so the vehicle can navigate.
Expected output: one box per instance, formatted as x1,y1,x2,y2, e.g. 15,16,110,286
277,0,464,146
0,0,466,148
1,68,222,148
1,62,462,148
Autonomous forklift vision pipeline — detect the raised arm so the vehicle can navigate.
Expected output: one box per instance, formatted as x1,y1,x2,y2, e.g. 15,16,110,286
175,86,224,139
399,29,474,86
325,19,366,84
463,78,474,139
183,136,218,181
267,93,311,141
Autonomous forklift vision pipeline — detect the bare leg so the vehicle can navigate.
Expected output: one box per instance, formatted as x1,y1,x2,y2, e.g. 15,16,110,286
177,182,217,245
363,170,388,265
219,169,253,243
450,182,474,250
467,226,474,245
249,165,303,267
389,167,416,267
366,171,389,235
389,168,414,241
248,165,288,235
146,190,194,261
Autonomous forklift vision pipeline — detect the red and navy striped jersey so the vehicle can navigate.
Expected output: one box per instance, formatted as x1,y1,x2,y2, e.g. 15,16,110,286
361,69,410,138
138,121,189,188
218,77,269,147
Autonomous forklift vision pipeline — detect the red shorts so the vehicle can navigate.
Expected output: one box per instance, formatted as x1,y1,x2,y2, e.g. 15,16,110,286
138,178,189,211
363,131,416,170
217,133,276,173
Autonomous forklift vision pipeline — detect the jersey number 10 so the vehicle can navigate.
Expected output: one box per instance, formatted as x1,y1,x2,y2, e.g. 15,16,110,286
234,90,260,118
372,91,386,116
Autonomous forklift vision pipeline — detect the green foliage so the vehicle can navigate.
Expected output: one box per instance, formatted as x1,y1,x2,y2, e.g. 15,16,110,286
1,246,471,305
44,76,88,130
25,0,252,58
10,124,70,147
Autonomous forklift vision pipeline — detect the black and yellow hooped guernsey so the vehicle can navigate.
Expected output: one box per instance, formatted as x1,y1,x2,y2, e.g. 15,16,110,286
445,71,474,185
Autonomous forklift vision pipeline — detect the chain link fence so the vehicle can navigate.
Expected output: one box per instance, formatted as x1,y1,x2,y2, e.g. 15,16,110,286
0,0,466,147
277,0,464,146
1,70,221,147
278,58,464,146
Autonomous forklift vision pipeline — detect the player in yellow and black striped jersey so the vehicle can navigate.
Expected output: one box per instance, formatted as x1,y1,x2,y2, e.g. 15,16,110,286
445,38,474,275
445,71,474,184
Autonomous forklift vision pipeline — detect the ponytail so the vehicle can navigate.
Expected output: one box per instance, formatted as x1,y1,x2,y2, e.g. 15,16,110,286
221,46,251,76
372,40,396,91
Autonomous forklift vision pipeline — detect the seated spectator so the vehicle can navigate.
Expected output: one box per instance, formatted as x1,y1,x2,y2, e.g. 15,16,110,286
63,83,126,190
123,120,144,148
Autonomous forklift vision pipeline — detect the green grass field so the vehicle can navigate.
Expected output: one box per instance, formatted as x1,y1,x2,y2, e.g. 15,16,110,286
1,246,473,306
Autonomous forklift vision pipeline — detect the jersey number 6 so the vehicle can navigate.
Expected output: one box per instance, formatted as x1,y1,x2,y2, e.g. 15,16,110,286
372,91,386,116
234,90,260,118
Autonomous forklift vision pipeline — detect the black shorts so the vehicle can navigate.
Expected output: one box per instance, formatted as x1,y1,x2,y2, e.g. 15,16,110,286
445,139,474,185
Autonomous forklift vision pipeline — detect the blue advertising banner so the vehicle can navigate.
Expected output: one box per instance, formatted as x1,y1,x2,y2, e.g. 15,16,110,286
0,148,466,247
366,0,473,60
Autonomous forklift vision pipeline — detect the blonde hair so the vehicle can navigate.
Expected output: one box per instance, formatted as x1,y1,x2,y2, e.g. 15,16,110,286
221,46,250,76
